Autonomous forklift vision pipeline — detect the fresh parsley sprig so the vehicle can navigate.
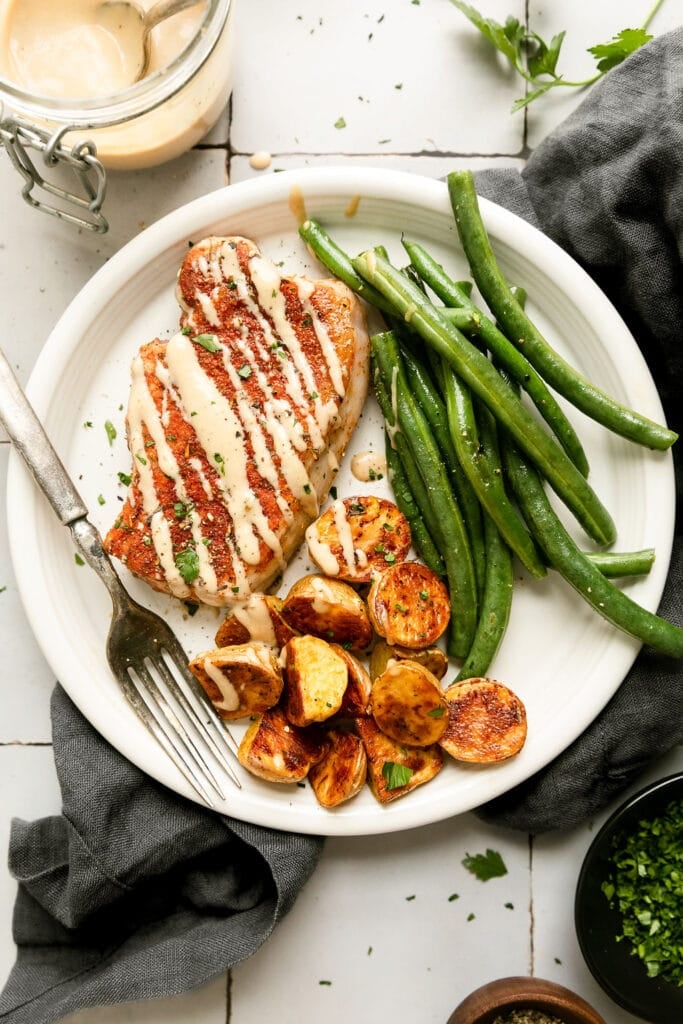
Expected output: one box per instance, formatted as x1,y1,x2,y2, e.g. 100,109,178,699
450,0,665,111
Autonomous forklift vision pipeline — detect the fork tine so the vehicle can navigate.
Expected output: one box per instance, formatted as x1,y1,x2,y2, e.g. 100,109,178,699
152,649,242,790
160,635,241,762
124,664,224,805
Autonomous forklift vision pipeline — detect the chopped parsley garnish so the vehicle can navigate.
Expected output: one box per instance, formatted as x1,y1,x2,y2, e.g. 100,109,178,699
181,326,192,335
83,420,93,429
348,502,366,515
214,453,225,474
448,893,460,902
173,501,193,519
334,116,347,129
427,706,445,718
382,761,414,791
135,452,148,465
175,547,200,584
104,420,117,446
74,553,85,566
419,589,429,600
601,797,683,984
117,471,132,486
97,494,106,506
238,364,252,379
462,848,508,881
193,333,221,353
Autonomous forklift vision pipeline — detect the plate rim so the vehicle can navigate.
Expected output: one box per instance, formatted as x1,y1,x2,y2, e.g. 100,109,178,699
6,165,675,835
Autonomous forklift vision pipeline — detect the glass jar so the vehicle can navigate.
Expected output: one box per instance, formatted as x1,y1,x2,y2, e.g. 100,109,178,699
0,0,235,230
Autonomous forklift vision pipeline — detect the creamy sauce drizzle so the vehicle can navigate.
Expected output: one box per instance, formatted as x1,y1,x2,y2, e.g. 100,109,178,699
351,450,386,482
124,237,348,602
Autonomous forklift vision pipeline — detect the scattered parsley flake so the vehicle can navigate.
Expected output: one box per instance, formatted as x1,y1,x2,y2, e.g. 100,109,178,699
193,333,221,353
104,420,117,446
74,554,85,566
0,586,6,594
367,946,373,955
467,912,475,921
117,471,132,486
181,326,192,335
428,706,445,718
135,452,147,465
184,602,199,616
97,494,106,506
382,761,414,790
83,420,93,428
448,893,460,902
175,547,200,584
504,901,514,909
238,364,252,379
318,980,332,986
334,116,347,129
462,848,508,881
405,894,416,901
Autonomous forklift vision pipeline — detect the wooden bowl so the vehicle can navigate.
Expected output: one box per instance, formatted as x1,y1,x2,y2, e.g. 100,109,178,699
446,976,607,1024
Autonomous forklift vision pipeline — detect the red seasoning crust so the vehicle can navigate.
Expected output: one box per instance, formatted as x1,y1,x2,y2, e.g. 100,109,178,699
104,236,370,605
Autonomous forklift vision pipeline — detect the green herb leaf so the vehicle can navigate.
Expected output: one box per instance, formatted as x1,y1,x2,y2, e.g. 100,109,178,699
238,364,252,379
450,2,522,68
588,27,652,73
117,471,132,486
382,761,414,791
462,848,508,881
104,420,117,446
450,1,656,112
193,333,221,353
334,116,347,129
175,547,200,584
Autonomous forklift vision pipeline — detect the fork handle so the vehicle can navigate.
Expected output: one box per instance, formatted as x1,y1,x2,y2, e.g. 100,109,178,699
0,347,88,524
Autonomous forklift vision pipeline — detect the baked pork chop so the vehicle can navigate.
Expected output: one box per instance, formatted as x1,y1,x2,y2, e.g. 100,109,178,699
104,236,370,606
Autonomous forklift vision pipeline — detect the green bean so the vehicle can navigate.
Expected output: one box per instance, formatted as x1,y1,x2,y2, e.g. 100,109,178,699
372,365,446,576
397,339,486,597
299,218,393,313
383,432,445,576
372,331,478,658
441,361,546,578
455,511,514,681
403,239,589,476
447,170,678,451
501,441,683,657
585,549,655,578
352,248,616,547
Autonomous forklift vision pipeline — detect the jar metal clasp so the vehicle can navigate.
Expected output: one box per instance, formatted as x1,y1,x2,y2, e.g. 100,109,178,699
0,107,109,233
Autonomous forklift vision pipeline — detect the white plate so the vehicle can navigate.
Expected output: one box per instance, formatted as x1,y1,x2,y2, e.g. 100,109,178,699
6,167,675,835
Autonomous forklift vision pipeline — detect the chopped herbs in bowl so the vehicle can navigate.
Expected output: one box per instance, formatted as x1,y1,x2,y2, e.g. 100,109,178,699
575,772,683,1024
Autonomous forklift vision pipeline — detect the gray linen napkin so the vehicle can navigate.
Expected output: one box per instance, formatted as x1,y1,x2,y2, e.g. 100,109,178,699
0,686,323,1023
473,24,683,832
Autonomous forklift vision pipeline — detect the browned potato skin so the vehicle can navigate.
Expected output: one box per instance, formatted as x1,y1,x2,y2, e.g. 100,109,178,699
306,496,412,583
281,574,373,652
440,678,527,763
370,661,448,746
308,729,367,807
369,638,448,681
367,561,450,649
215,595,298,648
330,644,372,716
237,706,327,783
355,717,443,804
189,642,283,720
282,635,349,727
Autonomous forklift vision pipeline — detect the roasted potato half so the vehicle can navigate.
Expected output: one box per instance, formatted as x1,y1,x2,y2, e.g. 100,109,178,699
367,561,450,649
308,729,367,808
356,717,443,804
370,661,448,746
369,638,449,681
237,706,326,783
305,496,411,583
215,594,298,648
331,644,372,716
440,678,527,763
282,635,349,727
280,574,373,652
189,642,283,720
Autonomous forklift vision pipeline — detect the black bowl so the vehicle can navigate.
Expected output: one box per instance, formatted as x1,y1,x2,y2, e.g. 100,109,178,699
575,772,683,1024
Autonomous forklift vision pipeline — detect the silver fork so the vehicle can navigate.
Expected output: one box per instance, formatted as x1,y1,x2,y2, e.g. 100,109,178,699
0,347,240,806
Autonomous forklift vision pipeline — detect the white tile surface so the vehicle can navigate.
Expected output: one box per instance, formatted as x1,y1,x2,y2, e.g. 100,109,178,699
1,1,680,1022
